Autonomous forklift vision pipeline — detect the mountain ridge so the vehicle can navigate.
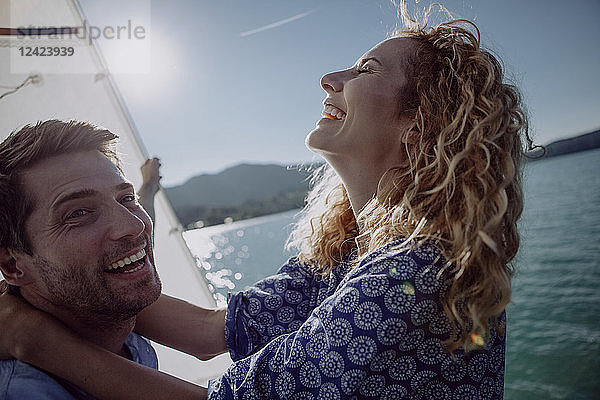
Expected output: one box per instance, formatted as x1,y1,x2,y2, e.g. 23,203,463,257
527,129,599,159
165,130,599,228
164,163,315,227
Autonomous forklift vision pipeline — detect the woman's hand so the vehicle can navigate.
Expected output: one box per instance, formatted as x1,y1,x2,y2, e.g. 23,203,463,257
140,158,162,195
138,158,162,222
0,281,16,359
0,281,47,360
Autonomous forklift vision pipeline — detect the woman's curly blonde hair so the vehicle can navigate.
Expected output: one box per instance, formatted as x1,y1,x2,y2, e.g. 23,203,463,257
288,5,534,352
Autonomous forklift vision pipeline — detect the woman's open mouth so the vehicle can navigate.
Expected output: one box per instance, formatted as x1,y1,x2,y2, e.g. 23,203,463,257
322,104,346,121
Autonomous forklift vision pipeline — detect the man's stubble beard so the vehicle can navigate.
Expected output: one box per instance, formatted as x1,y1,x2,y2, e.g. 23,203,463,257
34,249,161,326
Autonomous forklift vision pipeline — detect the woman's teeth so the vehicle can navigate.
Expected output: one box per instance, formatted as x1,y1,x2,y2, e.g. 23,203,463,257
107,249,146,271
323,105,346,121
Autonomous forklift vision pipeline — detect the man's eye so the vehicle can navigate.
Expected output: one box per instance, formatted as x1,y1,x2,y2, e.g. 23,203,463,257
67,209,90,219
121,194,138,204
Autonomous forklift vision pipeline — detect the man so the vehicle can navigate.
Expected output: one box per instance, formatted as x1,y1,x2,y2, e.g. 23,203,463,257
0,120,162,399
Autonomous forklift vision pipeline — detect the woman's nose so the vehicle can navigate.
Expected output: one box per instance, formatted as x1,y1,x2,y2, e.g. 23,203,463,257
321,70,346,93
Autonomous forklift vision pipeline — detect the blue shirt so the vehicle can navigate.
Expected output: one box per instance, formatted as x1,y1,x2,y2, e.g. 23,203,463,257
0,332,158,400
209,240,506,399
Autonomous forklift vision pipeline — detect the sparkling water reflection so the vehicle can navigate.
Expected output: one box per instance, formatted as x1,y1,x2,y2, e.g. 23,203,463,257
183,210,297,306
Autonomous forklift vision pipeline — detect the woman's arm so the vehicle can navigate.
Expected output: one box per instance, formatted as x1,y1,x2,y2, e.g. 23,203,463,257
135,294,227,360
1,290,207,400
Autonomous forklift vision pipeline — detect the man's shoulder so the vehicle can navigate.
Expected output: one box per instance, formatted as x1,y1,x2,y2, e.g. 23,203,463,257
125,332,158,369
0,359,80,400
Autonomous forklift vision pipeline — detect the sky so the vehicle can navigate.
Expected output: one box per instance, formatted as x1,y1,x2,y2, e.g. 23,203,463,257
79,0,600,186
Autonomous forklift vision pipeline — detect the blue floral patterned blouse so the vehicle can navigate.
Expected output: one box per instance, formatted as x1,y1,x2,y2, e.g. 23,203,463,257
208,240,506,399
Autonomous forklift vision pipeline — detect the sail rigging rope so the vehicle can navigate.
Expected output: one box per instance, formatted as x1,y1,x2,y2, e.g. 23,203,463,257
0,74,40,101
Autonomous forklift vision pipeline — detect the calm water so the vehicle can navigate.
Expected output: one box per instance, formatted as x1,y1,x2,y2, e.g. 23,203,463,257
183,148,600,399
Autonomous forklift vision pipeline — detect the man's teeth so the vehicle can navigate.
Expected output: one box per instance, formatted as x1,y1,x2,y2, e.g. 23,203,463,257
107,249,146,270
323,105,346,121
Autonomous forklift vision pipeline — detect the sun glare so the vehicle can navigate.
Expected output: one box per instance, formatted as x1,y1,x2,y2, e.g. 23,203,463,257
100,29,180,103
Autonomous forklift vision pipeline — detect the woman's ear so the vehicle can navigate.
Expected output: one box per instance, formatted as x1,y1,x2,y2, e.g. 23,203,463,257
401,129,419,145
0,248,34,286
398,112,419,145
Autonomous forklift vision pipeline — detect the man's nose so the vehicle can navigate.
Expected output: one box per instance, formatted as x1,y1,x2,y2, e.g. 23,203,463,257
107,204,146,241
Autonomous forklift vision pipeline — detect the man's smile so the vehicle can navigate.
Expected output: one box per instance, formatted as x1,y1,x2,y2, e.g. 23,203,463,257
105,248,147,273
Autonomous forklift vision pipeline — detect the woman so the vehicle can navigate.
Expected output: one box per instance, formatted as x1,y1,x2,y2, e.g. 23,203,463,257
0,12,530,400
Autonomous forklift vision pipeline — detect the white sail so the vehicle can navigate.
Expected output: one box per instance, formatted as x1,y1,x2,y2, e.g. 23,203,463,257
0,0,231,384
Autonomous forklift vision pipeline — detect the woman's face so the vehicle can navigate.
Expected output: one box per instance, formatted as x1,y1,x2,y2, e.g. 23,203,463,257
306,37,415,167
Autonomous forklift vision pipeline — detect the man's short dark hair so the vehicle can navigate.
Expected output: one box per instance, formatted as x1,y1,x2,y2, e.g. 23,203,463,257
0,120,119,254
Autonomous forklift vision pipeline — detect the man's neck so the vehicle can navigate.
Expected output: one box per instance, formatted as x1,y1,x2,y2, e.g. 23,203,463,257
65,316,136,356
19,288,135,356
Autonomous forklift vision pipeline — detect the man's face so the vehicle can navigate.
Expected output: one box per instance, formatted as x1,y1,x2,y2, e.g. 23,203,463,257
17,150,161,321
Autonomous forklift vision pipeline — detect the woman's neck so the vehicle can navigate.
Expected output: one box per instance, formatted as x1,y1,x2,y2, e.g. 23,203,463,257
325,159,380,258
328,159,381,220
